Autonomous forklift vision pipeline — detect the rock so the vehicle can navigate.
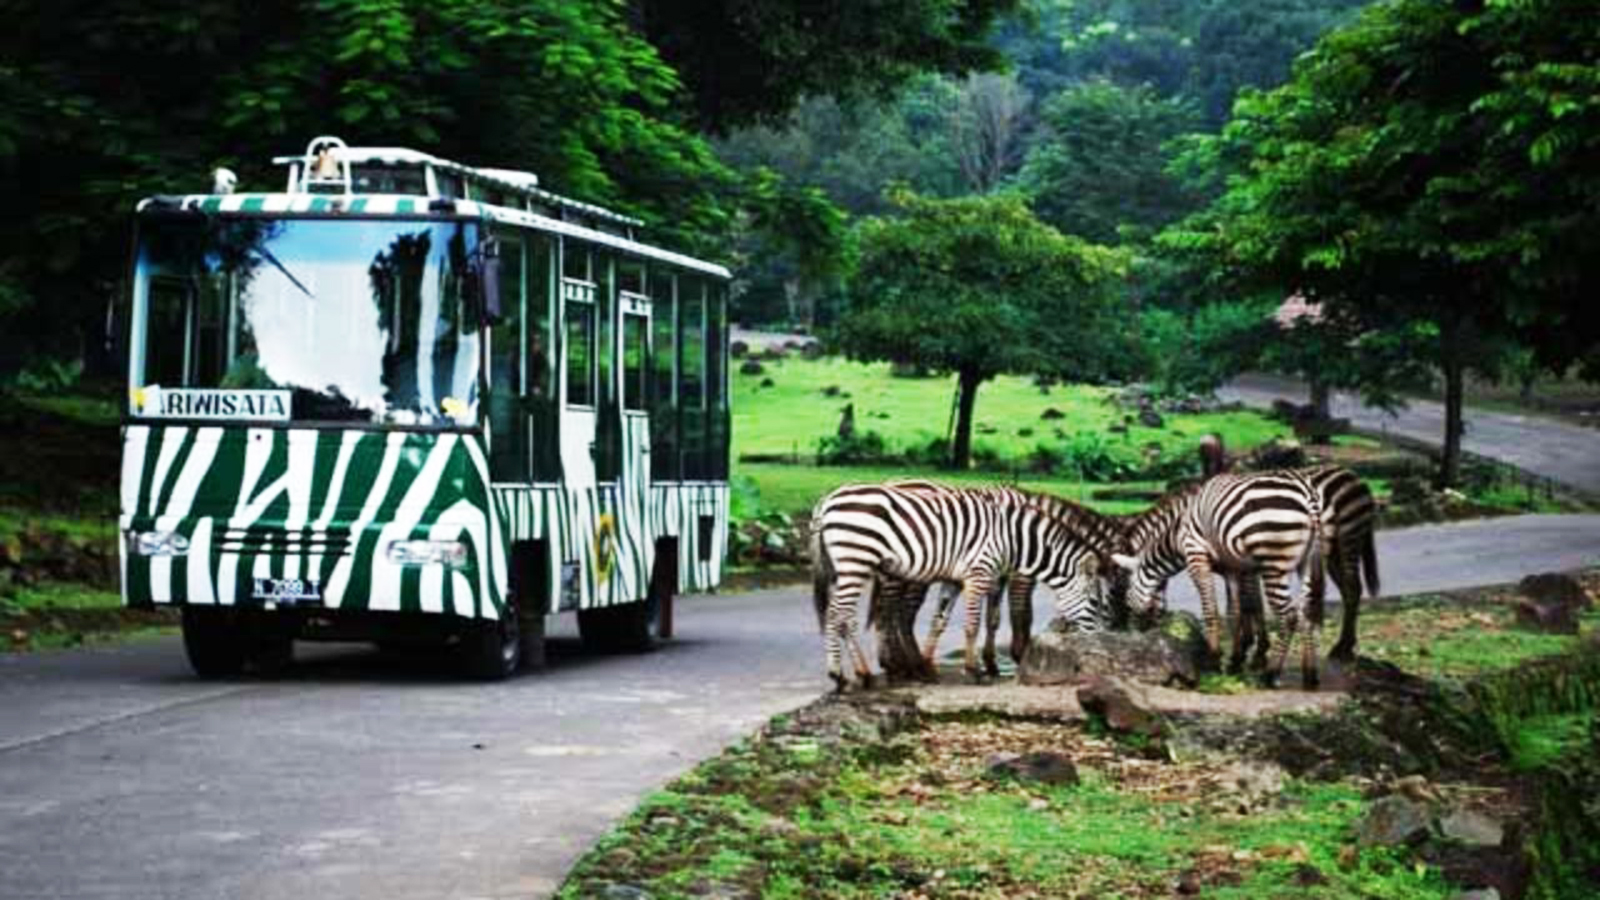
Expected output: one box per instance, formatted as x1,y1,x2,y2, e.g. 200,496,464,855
1355,795,1432,847
1292,864,1329,886
1439,809,1504,848
1518,572,1589,609
729,340,749,358
1016,427,1034,438
1247,436,1307,470
1040,407,1065,420
1172,869,1203,895
1137,408,1165,428
601,884,654,900
1076,676,1167,738
1217,760,1287,801
821,384,842,397
1449,890,1500,900
800,342,825,360
1513,597,1578,634
984,751,1079,786
738,359,765,375
1020,617,1210,689
758,377,774,388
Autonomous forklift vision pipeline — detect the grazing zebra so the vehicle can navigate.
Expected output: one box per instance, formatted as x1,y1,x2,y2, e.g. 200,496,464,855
1231,464,1381,666
1111,471,1328,688
867,484,1127,679
811,482,1108,689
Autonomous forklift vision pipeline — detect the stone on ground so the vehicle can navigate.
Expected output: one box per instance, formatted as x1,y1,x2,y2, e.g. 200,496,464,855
1076,676,1167,738
1019,612,1210,687
1355,795,1432,846
984,751,1079,786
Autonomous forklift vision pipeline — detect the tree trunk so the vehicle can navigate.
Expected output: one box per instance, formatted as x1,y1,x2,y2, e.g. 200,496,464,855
1308,376,1332,446
950,368,983,469
1438,344,1465,490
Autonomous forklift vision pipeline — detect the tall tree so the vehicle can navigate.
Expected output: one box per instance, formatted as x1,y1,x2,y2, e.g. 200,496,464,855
838,192,1128,467
633,0,1021,132
947,72,1032,193
1163,0,1600,486
1019,80,1200,244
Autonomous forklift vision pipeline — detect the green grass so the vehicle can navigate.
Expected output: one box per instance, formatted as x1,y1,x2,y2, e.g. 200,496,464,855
736,462,1166,517
562,724,1456,900
733,356,1287,465
1506,712,1595,771
1358,597,1600,679
3,582,122,611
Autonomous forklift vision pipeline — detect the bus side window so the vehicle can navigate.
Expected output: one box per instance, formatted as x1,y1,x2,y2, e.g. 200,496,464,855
488,233,528,482
708,283,729,480
142,276,190,387
623,313,647,412
528,233,561,481
679,277,706,479
649,268,678,481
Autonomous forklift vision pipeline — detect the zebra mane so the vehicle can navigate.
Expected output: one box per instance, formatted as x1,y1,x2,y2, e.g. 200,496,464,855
1010,488,1127,559
1117,479,1205,548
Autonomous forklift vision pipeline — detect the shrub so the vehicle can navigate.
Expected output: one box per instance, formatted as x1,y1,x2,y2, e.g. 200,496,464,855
815,429,889,465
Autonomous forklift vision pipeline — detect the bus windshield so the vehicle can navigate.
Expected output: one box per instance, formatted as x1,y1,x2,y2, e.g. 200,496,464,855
129,216,484,428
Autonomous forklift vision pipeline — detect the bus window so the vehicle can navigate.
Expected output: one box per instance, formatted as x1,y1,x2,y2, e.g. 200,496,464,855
680,278,706,479
562,242,591,282
623,313,647,412
649,269,678,481
141,277,190,387
708,283,729,480
528,233,561,481
488,234,528,482
619,259,646,296
565,300,595,407
596,252,614,409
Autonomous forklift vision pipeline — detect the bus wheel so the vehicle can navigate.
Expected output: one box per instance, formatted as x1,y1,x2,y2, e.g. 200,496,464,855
182,607,248,678
460,600,522,680
578,599,656,654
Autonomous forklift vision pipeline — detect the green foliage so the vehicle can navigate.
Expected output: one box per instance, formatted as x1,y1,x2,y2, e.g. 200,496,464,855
838,191,1130,466
636,0,1021,133
1019,79,1201,244
814,429,888,466
1140,298,1277,395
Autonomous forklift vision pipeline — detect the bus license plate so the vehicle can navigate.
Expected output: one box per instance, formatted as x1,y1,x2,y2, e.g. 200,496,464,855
250,577,323,605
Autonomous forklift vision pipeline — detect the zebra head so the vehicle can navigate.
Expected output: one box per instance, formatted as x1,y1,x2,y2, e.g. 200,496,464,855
1038,554,1108,633
1110,550,1170,622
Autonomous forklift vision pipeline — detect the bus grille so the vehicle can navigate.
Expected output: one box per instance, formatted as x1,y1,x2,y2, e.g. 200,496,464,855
218,527,354,556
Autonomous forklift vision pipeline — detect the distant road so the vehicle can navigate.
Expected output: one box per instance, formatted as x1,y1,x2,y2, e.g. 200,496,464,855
3,514,1598,900
1219,373,1600,498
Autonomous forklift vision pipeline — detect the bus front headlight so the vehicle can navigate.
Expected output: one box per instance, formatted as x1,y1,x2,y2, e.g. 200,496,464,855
132,531,190,557
386,539,469,568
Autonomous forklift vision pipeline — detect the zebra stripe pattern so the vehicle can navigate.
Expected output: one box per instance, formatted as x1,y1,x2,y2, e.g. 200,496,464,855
1112,470,1327,688
811,482,1107,689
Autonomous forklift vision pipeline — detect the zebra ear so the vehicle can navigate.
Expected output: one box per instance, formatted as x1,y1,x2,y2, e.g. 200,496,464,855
1111,553,1138,572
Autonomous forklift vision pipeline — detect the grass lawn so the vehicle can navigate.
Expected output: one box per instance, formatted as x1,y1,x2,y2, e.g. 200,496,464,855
733,356,1288,466
736,462,1166,518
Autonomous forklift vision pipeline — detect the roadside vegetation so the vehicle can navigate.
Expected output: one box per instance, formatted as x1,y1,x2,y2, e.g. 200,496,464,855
561,574,1600,899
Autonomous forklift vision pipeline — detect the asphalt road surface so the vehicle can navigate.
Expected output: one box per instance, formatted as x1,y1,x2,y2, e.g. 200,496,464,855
3,514,1598,900
1220,373,1600,497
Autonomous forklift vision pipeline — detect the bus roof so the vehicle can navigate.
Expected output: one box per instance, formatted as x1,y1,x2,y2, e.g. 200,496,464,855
134,192,731,280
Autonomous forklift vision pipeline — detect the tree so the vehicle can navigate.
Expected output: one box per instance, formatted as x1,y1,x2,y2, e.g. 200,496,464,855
1162,0,1600,487
1018,81,1200,244
632,0,1021,132
947,72,1032,193
838,192,1128,467
0,0,844,379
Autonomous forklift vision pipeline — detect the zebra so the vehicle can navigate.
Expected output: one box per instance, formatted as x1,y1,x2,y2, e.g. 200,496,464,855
1229,464,1381,667
1110,470,1328,688
811,482,1109,690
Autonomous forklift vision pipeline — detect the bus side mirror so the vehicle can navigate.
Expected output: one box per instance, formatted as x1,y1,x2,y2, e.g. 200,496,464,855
477,239,503,324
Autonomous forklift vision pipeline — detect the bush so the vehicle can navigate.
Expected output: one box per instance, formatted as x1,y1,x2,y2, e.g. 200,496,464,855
815,429,889,465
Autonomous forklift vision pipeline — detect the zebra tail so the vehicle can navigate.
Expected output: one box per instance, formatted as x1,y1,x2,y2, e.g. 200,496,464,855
1307,508,1329,624
811,528,833,634
1360,528,1381,599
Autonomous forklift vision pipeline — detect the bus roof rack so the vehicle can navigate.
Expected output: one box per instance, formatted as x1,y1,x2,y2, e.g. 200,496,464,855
270,135,643,229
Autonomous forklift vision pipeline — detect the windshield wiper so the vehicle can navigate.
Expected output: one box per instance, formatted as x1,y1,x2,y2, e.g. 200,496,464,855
252,245,315,299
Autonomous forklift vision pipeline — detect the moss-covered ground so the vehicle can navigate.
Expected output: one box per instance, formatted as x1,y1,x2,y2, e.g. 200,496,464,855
560,573,1600,899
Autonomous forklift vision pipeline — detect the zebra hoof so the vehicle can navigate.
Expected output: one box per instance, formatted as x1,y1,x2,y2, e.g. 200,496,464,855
1255,670,1280,690
829,672,849,694
857,672,876,690
1301,668,1321,691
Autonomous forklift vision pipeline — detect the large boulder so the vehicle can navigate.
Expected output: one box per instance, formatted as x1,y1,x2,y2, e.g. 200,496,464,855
1019,612,1212,688
1076,676,1167,737
1355,795,1432,847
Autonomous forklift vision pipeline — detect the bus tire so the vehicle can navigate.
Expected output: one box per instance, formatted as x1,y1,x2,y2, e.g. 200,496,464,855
182,607,248,678
460,600,522,680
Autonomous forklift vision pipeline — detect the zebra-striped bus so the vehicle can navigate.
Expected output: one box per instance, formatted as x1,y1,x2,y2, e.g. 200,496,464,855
119,136,731,679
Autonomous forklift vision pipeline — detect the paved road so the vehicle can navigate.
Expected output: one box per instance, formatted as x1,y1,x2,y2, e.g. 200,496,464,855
1219,374,1600,498
3,515,1598,900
